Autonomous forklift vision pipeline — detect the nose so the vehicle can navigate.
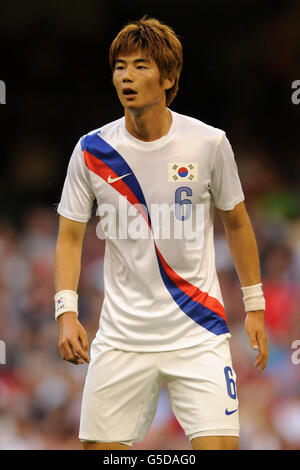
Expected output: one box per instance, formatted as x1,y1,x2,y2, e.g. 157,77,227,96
122,66,134,83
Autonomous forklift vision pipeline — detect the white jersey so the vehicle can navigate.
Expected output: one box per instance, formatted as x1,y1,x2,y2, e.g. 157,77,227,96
57,110,244,352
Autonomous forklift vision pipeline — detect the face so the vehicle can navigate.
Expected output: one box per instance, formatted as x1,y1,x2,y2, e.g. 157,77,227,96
112,51,174,111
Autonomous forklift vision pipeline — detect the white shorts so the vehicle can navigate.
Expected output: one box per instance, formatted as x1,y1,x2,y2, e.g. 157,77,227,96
79,333,239,446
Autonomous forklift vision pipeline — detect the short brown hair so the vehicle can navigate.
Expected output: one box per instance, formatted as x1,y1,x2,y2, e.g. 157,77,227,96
109,16,183,106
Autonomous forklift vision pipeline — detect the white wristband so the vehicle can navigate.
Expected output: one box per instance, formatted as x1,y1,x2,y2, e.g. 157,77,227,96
241,283,265,312
54,290,78,321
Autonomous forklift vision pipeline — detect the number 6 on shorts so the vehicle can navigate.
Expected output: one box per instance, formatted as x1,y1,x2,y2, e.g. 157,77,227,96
224,366,237,399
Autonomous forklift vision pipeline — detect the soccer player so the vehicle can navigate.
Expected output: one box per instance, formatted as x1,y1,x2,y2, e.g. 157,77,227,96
54,16,269,450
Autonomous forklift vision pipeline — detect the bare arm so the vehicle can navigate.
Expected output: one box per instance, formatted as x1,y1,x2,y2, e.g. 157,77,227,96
55,215,87,292
217,201,269,372
55,215,90,365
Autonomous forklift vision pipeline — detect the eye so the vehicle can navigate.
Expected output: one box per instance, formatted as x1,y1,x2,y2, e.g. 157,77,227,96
137,65,147,69
115,65,125,70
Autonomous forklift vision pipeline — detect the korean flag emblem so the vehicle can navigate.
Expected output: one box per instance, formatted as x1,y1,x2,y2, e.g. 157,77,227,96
168,163,198,182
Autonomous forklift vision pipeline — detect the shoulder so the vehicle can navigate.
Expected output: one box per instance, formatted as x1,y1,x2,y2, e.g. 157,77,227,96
173,110,225,144
80,116,123,150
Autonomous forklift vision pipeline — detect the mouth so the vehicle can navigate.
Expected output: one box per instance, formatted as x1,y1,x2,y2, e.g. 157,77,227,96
122,88,138,98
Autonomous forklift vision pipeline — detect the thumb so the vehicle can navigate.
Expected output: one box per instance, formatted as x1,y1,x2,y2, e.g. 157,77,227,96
247,328,259,350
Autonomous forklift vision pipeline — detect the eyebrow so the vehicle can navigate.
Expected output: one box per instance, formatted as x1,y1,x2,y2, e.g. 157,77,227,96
115,58,151,64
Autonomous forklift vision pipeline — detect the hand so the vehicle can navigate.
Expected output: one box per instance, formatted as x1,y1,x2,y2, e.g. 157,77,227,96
244,310,269,373
58,311,90,365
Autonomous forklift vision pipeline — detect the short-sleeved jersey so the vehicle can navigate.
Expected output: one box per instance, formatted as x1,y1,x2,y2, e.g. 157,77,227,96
57,110,244,352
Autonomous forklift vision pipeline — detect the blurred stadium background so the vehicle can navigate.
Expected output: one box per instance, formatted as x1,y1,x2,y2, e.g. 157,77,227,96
0,0,300,450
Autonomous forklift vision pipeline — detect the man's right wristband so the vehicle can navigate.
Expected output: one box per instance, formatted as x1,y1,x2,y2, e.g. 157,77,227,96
54,290,78,321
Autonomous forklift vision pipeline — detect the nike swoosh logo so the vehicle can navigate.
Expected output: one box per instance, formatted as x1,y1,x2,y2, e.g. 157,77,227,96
107,172,132,184
225,408,238,416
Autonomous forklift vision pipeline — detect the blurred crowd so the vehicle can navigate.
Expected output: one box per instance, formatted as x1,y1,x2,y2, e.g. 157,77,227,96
0,0,300,451
0,145,299,450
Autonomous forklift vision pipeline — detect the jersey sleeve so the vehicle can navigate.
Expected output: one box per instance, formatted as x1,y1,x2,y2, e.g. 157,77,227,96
210,133,245,210
57,137,95,222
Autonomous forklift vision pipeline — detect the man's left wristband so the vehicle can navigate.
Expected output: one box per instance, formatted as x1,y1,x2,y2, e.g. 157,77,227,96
241,283,265,312
54,290,78,321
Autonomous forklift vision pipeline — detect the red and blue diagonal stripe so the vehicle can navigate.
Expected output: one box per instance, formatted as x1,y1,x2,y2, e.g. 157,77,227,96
81,132,229,335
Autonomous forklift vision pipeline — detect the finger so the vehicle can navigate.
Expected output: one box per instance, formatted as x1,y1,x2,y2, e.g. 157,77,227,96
69,355,85,365
246,326,259,351
254,353,263,370
60,341,77,362
60,339,89,364
256,357,265,373
255,334,269,372
70,340,90,363
61,345,84,365
78,330,89,353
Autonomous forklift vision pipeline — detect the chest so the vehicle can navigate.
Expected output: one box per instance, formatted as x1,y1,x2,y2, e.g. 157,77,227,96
88,140,213,210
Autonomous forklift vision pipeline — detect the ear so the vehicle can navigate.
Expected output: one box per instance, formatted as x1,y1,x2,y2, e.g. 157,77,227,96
164,76,176,90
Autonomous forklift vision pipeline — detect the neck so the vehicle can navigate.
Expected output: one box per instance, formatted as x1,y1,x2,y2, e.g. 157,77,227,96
124,102,172,142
